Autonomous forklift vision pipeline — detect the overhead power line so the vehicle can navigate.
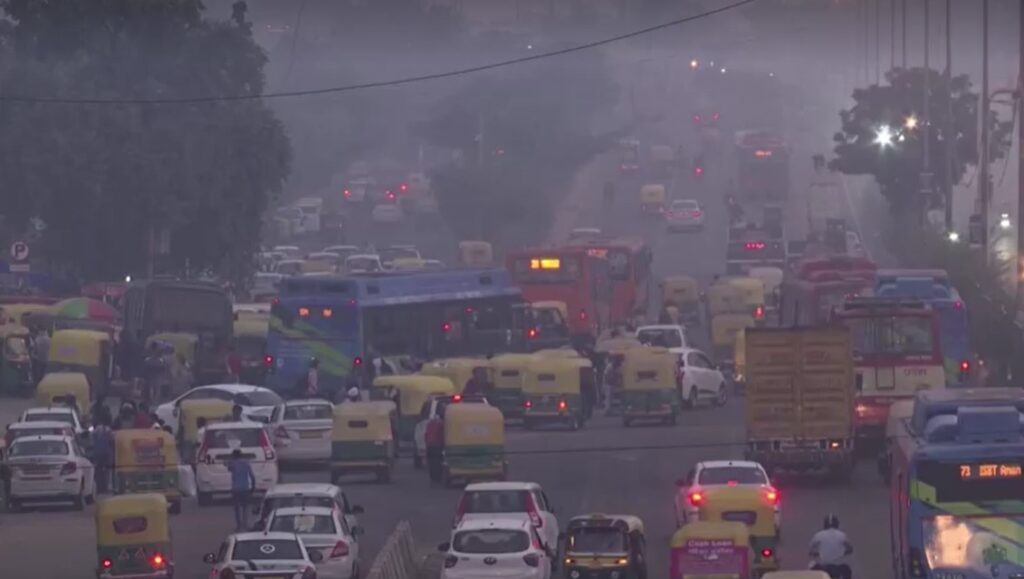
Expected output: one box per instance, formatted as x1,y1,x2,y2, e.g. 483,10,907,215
0,0,758,106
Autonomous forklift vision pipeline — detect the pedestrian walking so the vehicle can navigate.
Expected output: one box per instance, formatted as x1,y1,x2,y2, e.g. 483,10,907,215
227,448,256,531
225,345,242,384
425,407,445,483
91,417,114,494
305,358,320,398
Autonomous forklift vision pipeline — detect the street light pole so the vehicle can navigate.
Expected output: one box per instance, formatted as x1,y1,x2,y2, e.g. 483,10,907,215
944,0,953,232
922,0,932,224
980,0,990,252
1017,0,1024,310
875,0,881,84
902,0,907,67
891,0,897,70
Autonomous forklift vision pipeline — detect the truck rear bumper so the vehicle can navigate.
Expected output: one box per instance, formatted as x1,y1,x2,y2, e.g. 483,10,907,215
746,440,853,469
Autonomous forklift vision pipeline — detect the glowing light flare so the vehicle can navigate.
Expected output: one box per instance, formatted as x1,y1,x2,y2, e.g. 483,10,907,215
947,231,960,243
874,125,895,148
530,258,561,270
690,59,699,69
904,115,919,129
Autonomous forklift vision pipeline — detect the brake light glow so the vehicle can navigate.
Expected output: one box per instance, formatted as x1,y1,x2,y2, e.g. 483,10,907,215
558,400,567,411
151,554,165,569
386,191,395,200
693,166,704,176
298,307,310,317
264,355,274,367
399,183,408,192
322,308,333,318
579,309,587,321
692,210,702,217
353,356,363,366
441,322,452,332
765,489,779,504
754,306,765,319
693,114,702,123
343,189,352,198
524,400,533,409
452,395,462,403
525,493,543,527
689,492,704,506
761,548,774,559
712,112,720,121
330,541,350,558
745,241,766,251
960,360,970,372
527,327,538,339
101,558,112,569
954,300,963,309
259,429,275,460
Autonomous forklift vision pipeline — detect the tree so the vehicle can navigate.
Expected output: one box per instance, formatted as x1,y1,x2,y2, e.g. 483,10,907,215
0,0,291,282
830,67,1012,220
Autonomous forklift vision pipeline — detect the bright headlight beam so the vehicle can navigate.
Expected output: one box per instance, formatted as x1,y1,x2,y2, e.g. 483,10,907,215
874,125,895,148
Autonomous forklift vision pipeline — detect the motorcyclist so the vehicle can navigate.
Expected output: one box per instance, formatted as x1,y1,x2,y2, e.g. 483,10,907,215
809,514,853,579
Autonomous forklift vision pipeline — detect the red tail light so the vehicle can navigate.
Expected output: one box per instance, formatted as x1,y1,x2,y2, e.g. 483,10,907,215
523,553,541,567
386,191,395,200
263,355,274,367
150,553,165,569
754,306,765,319
761,548,774,559
259,429,275,460
452,495,467,527
274,425,289,439
353,356,363,366
712,112,720,121
452,394,462,403
60,461,77,475
960,360,970,372
954,300,963,309
578,309,587,321
765,488,779,504
689,492,704,506
330,541,350,558
527,327,538,339
441,322,452,332
745,241,766,251
558,400,567,411
101,558,113,569
343,189,352,198
525,493,543,527
692,210,702,217
524,400,533,409
693,166,704,176
693,114,702,124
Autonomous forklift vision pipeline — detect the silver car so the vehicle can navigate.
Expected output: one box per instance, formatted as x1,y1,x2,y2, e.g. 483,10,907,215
666,199,705,231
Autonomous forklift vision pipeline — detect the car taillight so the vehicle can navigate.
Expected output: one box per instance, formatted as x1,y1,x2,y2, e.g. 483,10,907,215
330,540,350,558
259,429,275,460
578,309,587,321
692,210,702,217
452,395,462,403
60,462,77,475
274,425,289,439
765,488,779,504
760,547,774,559
101,558,113,569
525,493,543,527
960,360,970,373
343,189,352,198
524,400,533,409
444,555,459,568
558,400,567,411
264,355,273,367
523,553,541,567
353,356,363,367
693,166,704,176
151,553,165,569
452,495,467,527
754,306,765,319
527,327,538,339
689,492,704,506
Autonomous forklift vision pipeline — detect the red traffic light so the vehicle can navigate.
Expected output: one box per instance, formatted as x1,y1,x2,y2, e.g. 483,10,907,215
745,241,766,251
693,166,704,177
692,114,702,124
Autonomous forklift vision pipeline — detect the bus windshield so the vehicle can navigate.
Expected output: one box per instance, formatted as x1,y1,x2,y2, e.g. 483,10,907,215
844,315,936,358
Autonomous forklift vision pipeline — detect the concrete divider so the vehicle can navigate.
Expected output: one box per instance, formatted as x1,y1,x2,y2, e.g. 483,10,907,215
367,521,424,579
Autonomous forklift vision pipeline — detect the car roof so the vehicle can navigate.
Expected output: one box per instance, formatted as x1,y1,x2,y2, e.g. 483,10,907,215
698,460,763,470
9,420,71,429
196,384,274,395
203,420,266,431
231,531,304,543
266,483,341,497
283,398,333,407
455,517,533,532
268,506,336,517
347,254,380,260
24,406,75,414
464,482,540,492
11,434,72,443
636,325,684,332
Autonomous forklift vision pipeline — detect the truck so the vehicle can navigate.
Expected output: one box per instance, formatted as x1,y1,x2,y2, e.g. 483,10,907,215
744,327,854,479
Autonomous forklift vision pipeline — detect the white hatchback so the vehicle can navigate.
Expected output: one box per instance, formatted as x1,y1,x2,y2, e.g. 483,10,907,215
271,399,334,463
155,383,282,434
195,422,279,505
6,434,95,510
265,506,362,579
678,348,728,408
454,482,560,554
440,518,552,579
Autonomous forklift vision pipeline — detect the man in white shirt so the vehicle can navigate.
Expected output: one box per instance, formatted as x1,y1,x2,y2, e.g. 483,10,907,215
809,514,853,579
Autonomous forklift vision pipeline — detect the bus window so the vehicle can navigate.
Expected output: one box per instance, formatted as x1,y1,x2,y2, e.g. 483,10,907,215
847,316,934,357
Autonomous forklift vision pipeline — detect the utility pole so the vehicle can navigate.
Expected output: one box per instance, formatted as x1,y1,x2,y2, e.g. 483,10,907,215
891,0,896,70
980,0,991,252
863,0,870,85
944,0,953,231
875,0,881,84
901,0,907,67
1017,0,1024,309
922,0,932,224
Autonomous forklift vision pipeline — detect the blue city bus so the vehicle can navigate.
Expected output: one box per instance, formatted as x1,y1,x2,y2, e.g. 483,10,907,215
266,268,523,396
887,389,1024,579
874,269,971,386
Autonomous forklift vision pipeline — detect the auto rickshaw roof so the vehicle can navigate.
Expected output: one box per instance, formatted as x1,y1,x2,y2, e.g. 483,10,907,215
424,357,491,369
52,328,110,342
490,353,536,368
373,374,456,394
670,520,750,546
97,493,169,513
96,494,171,544
567,514,644,533
334,401,394,417
37,371,90,389
444,402,503,420
532,348,583,360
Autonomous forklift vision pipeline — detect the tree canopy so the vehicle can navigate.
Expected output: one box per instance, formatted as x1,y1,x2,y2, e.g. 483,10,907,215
830,67,1012,219
0,0,291,282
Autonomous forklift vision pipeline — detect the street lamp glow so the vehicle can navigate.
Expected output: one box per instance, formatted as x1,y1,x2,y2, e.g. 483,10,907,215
690,59,699,69
947,231,960,243
1001,213,1012,229
874,125,895,148
720,67,727,74
904,115,918,130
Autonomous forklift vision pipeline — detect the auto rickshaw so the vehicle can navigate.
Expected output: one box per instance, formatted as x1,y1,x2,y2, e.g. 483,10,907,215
330,401,395,483
711,314,754,377
0,303,52,328
36,372,92,422
232,320,268,386
177,399,234,462
47,329,113,397
640,184,667,216
595,335,642,415
0,324,32,396
697,487,779,576
522,358,586,430
95,493,174,579
661,275,701,325
113,428,182,514
724,277,767,325
621,347,680,426
489,353,535,420
457,240,494,266
563,514,647,579
371,374,456,442
389,257,426,271
669,521,752,579
419,358,492,395
443,403,506,485
705,283,748,318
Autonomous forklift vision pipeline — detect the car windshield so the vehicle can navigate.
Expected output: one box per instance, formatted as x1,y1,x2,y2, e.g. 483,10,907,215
231,539,304,561
698,466,767,485
453,529,530,554
203,428,262,449
284,404,332,420
237,390,282,407
636,329,682,348
10,440,68,457
461,490,530,513
567,527,628,554
24,413,73,426
269,514,337,535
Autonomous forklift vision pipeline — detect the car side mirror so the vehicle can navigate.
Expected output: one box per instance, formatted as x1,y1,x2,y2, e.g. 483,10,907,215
309,550,324,563
351,505,364,514
202,553,217,564
437,542,450,552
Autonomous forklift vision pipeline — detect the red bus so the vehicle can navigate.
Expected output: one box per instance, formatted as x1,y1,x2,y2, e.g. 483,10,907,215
507,248,611,346
567,237,653,325
779,256,877,326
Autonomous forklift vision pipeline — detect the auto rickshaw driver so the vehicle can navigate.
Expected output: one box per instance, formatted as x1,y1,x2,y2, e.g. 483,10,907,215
562,514,647,579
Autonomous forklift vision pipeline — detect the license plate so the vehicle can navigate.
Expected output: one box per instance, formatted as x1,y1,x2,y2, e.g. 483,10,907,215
20,466,51,475
299,430,324,439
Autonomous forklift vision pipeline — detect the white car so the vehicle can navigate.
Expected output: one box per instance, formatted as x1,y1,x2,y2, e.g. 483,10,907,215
271,399,334,463
194,421,280,505
666,199,705,231
674,460,779,528
678,348,728,408
257,483,365,531
344,254,385,273
635,325,688,353
6,434,95,510
265,506,362,579
4,420,76,449
155,383,282,434
455,482,559,553
413,394,489,468
18,406,86,438
371,203,404,223
323,245,361,262
275,259,306,276
380,245,422,266
440,518,552,579
272,245,303,259
204,532,323,578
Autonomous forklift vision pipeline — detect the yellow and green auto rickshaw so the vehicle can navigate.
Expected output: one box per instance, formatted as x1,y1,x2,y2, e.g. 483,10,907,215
177,399,234,462
443,403,506,485
594,335,641,415
669,520,752,579
457,240,494,267
563,514,647,579
330,401,395,483
621,347,680,427
710,314,755,373
47,328,113,397
705,283,747,318
661,275,701,326
489,353,536,420
640,184,667,216
698,487,780,576
522,358,586,430
420,358,493,394
36,372,92,422
0,303,52,328
370,374,456,442
725,277,767,325
95,493,174,579
0,324,32,396
112,428,182,514
232,320,268,386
